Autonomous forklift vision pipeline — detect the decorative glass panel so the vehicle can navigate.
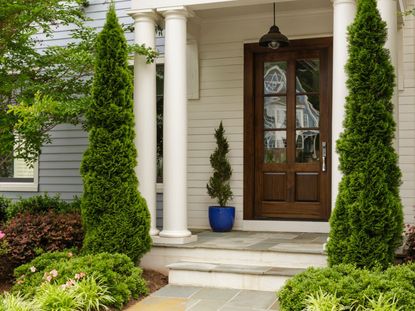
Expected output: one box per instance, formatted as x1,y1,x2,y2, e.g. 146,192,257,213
296,130,320,163
296,95,320,128
264,61,287,95
264,96,286,129
264,131,287,163
296,59,320,93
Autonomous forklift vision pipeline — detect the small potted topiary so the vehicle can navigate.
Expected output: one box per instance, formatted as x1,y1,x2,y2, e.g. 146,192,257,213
207,121,234,232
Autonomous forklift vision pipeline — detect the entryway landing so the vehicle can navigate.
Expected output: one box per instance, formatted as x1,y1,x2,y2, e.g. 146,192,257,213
154,230,328,254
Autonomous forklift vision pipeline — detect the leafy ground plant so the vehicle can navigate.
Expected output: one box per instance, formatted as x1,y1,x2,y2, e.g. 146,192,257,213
305,289,345,311
14,251,148,309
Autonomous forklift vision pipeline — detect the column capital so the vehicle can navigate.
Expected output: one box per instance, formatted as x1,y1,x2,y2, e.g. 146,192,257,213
157,6,195,19
127,9,160,23
331,0,356,5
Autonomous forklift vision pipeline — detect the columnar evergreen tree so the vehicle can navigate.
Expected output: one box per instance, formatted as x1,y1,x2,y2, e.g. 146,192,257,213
81,6,151,262
207,122,233,206
327,0,403,269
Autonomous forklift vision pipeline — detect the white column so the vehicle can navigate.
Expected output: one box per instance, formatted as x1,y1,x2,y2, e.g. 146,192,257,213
158,7,196,243
131,10,159,236
331,0,356,208
377,0,399,141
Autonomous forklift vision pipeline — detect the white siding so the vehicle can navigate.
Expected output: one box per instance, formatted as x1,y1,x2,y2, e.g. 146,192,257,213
399,1,415,224
187,8,333,230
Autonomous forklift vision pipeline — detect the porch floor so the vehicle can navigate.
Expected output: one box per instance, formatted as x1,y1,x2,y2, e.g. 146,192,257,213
155,230,328,254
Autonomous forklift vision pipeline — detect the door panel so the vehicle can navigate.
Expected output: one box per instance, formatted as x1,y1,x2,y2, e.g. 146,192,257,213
244,38,332,221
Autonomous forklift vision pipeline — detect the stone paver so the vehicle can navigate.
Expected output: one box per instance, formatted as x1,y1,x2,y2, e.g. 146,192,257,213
157,231,327,254
127,285,279,310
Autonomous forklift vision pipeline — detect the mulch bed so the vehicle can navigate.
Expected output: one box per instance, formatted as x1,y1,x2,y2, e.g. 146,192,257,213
119,269,168,309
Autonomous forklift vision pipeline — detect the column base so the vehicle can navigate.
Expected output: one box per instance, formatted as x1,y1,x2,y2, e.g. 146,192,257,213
152,234,198,245
150,228,160,236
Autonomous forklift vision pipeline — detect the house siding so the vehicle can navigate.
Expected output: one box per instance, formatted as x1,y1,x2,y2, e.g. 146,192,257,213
188,8,334,230
399,3,415,224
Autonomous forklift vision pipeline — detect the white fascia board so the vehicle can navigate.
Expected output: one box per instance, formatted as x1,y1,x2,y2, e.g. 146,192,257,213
132,0,296,11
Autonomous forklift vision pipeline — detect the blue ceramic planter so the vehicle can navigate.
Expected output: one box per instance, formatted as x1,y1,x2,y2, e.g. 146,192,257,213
208,206,235,232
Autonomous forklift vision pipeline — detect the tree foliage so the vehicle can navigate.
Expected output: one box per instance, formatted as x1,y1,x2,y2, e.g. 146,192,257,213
327,0,403,269
0,0,157,172
0,0,94,169
80,6,151,262
207,121,233,207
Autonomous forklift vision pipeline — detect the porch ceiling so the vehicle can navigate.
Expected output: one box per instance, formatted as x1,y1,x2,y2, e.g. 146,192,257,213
132,0,331,12
195,0,332,20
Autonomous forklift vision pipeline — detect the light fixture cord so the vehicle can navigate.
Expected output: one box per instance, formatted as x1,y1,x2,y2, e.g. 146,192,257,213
273,2,276,26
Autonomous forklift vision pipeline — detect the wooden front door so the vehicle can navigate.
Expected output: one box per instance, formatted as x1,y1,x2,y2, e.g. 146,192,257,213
244,38,332,221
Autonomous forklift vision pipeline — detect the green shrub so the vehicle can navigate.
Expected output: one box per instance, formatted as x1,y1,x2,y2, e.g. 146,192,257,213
278,264,415,311
14,251,148,309
6,194,80,220
207,121,233,207
0,196,11,223
327,0,403,269
80,5,151,263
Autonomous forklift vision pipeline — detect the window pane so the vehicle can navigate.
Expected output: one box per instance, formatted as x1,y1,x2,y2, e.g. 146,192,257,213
296,59,320,93
264,61,287,94
0,157,34,182
296,130,320,163
296,95,320,128
156,64,164,182
264,131,286,163
264,96,286,129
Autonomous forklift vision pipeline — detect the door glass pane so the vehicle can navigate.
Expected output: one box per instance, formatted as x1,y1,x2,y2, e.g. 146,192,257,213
264,96,286,129
296,59,320,93
296,95,320,128
264,131,286,163
264,61,287,95
296,130,320,163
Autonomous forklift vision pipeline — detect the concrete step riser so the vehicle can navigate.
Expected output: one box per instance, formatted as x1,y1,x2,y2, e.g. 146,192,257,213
169,269,291,292
141,246,327,274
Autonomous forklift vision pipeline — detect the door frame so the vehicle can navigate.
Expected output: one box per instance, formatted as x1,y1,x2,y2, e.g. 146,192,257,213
243,37,333,221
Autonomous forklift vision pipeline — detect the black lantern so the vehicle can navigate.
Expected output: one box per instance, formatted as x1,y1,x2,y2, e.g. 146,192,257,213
259,3,289,49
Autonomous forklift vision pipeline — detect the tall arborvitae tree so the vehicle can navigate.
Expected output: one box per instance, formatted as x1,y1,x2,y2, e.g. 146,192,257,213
207,121,233,207
81,5,151,262
327,0,403,269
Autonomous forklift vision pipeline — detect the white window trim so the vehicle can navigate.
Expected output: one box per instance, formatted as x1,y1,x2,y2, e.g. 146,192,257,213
0,161,39,192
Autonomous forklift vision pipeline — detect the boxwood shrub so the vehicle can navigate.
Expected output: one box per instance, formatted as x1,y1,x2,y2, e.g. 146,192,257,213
6,194,80,220
278,264,415,311
13,251,148,309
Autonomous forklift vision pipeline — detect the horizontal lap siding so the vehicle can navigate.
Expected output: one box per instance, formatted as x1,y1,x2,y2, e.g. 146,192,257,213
399,4,415,224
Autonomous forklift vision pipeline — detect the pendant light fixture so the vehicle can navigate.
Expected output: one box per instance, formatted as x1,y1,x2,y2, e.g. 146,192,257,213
259,3,289,49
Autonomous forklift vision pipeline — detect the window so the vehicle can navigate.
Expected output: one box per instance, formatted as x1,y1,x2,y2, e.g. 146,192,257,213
0,155,38,191
156,64,164,183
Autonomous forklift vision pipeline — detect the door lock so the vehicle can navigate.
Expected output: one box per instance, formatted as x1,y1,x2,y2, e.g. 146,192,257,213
322,142,327,172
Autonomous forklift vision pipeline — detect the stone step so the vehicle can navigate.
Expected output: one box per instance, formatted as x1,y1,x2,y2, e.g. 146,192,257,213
167,261,306,292
141,243,327,274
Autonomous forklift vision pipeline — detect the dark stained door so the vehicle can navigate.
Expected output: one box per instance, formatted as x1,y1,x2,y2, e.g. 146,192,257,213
244,38,332,221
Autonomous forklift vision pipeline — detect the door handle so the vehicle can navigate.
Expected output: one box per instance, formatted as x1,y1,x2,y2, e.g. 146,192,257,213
322,142,327,172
